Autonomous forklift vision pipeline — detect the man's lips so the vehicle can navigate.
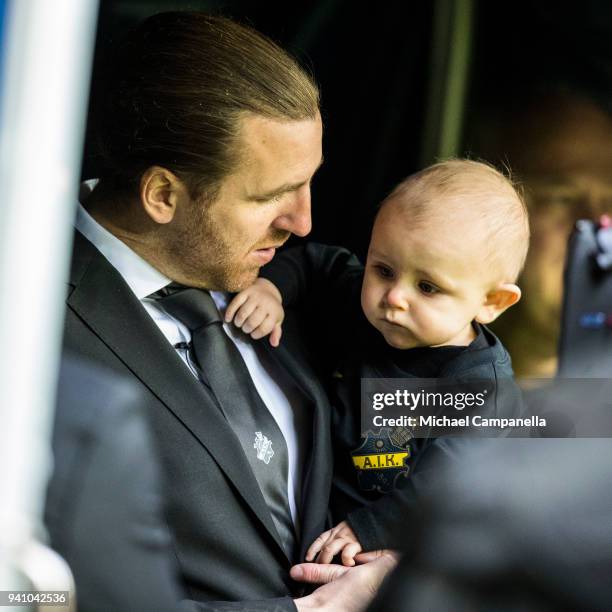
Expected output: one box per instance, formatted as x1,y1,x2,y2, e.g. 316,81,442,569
256,244,283,251
251,246,279,264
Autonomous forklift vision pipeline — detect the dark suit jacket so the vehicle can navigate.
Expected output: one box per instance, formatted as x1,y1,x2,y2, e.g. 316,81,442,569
45,356,185,612
61,232,333,610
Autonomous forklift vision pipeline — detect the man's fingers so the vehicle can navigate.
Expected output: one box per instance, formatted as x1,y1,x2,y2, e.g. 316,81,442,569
225,293,249,322
269,323,282,347
290,562,350,585
341,542,362,567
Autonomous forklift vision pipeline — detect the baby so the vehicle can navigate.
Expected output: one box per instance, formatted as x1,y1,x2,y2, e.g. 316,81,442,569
225,159,530,565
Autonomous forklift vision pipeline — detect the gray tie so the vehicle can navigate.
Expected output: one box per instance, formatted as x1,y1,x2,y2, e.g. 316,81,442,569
153,286,296,560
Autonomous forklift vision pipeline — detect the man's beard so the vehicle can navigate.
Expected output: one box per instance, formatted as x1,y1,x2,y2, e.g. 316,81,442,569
167,204,289,292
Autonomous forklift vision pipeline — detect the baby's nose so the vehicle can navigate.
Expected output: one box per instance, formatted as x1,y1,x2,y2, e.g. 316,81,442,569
385,287,409,310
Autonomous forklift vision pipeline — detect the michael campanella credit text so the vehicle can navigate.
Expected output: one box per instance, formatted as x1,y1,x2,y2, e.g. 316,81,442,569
371,415,547,429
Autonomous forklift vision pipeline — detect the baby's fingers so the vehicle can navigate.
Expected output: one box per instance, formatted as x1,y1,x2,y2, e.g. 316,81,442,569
233,301,258,328
249,314,276,340
354,549,390,564
305,529,333,562
225,292,249,323
317,538,349,565
242,308,267,334
341,542,362,567
269,323,282,347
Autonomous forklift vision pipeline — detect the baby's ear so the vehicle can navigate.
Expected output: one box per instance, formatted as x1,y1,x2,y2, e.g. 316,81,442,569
475,283,521,325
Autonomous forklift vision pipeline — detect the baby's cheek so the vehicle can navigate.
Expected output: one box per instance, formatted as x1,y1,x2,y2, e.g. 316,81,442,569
418,305,451,337
360,287,379,319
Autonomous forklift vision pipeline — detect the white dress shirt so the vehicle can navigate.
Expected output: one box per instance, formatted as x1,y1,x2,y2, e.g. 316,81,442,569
75,182,307,527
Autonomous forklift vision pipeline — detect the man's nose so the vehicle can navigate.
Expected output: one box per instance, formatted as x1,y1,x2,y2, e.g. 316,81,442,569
273,186,312,237
385,286,409,311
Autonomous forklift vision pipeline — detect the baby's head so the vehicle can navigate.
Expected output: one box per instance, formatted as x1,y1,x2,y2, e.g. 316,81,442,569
361,159,529,349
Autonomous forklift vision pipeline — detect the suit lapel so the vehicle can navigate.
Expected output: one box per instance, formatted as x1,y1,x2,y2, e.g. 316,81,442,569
67,233,288,560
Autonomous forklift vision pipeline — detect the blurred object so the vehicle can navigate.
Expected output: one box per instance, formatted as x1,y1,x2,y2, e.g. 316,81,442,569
464,0,612,379
558,217,612,376
0,0,98,603
18,541,75,612
522,378,612,438
368,439,612,611
45,356,185,612
421,0,474,165
469,90,612,378
467,1,612,117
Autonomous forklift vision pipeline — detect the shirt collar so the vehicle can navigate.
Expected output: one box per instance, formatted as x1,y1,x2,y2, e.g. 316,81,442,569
75,180,171,300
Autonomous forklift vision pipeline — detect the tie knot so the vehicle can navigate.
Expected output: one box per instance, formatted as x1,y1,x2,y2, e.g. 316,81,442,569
150,282,185,298
151,285,222,331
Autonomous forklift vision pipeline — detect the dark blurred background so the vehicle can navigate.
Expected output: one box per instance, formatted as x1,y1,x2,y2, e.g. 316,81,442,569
83,0,612,378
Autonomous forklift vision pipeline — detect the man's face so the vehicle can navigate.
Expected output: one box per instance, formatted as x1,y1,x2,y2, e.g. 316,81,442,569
170,113,323,291
361,202,490,350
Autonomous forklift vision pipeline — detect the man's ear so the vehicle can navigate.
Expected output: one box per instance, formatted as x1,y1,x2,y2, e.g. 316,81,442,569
139,166,188,224
475,283,522,325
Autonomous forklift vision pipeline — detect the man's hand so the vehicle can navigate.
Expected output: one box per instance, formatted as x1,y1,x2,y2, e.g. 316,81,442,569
292,551,398,612
306,520,362,566
225,278,284,347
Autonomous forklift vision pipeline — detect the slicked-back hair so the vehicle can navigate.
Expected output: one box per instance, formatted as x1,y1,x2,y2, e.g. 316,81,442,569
91,11,320,201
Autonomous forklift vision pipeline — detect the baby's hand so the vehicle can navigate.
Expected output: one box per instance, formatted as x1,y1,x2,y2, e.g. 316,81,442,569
306,520,362,567
225,278,284,347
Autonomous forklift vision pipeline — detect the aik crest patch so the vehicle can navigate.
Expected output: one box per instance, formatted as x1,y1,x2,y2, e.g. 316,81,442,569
351,428,411,493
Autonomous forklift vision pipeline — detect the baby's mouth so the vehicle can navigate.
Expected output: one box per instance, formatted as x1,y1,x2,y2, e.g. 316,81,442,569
382,312,405,326
381,318,406,329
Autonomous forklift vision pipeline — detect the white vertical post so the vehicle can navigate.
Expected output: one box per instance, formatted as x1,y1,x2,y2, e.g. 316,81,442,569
0,0,98,601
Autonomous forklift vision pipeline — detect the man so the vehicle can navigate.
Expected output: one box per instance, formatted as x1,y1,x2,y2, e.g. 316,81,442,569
47,356,185,612
63,11,391,611
48,355,395,612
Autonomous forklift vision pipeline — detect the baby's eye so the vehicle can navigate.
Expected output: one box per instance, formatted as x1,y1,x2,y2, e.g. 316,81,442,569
418,280,439,295
374,264,394,279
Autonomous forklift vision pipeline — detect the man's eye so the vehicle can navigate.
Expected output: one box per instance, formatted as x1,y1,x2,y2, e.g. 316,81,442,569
254,193,284,204
418,280,439,295
374,265,394,279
